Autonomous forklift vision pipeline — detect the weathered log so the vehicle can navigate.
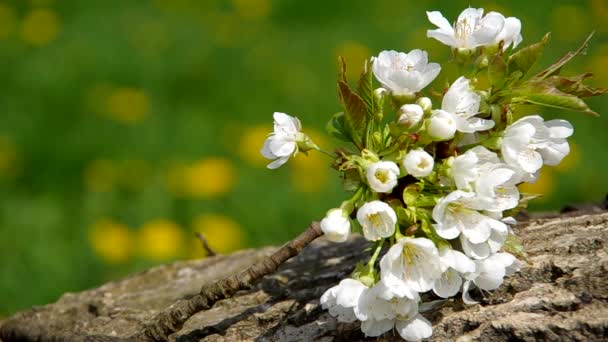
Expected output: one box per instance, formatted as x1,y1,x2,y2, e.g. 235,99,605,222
1,209,607,341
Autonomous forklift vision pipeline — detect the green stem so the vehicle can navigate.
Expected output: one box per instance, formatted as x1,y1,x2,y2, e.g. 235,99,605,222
316,148,335,158
367,240,385,270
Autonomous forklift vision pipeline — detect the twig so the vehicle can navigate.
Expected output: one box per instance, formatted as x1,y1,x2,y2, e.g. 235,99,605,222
129,221,323,341
195,232,217,256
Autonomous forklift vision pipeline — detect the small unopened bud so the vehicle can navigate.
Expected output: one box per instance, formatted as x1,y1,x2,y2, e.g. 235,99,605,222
427,110,456,140
296,133,319,152
416,97,432,113
373,87,388,99
398,104,423,129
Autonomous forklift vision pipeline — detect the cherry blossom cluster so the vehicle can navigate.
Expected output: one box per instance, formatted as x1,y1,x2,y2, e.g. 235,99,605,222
261,7,604,341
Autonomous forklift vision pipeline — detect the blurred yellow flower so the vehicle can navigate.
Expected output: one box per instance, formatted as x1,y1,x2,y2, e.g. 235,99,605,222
0,137,19,178
138,219,184,260
167,158,237,198
0,4,16,40
84,159,116,193
105,87,149,124
20,8,59,46
551,6,588,42
190,214,245,258
518,170,555,202
290,130,330,193
239,125,271,166
335,41,371,77
89,219,132,263
232,0,271,20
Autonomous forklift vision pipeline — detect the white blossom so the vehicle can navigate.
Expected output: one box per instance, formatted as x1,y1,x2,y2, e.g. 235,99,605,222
495,16,523,50
403,149,435,178
427,110,456,140
451,146,520,211
460,227,507,260
357,201,397,241
366,161,400,193
320,208,351,243
501,115,573,181
433,248,476,298
440,77,494,133
372,50,441,96
432,190,508,245
261,112,316,169
462,252,521,304
398,104,424,129
380,237,442,295
320,278,367,322
426,8,505,50
355,283,432,341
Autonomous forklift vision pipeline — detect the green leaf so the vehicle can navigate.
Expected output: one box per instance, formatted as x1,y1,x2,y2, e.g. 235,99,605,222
512,92,599,116
325,112,350,142
342,168,362,192
531,73,608,99
512,72,606,117
357,58,375,119
503,233,529,263
338,80,368,147
336,56,370,150
507,32,550,79
535,32,594,80
488,54,507,86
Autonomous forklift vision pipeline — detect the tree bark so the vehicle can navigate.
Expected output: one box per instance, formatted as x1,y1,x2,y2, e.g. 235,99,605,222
1,209,607,341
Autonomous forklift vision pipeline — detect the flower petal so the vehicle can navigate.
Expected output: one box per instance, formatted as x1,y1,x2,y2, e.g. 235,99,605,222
396,314,433,341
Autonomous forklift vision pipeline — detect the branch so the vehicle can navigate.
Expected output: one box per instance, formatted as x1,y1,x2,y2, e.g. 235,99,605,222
130,221,323,341
195,232,217,257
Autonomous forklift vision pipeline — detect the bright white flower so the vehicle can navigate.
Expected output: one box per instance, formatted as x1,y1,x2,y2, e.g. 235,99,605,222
355,283,432,341
380,237,442,294
403,149,435,178
320,208,351,243
261,112,317,169
427,110,457,140
366,161,400,193
433,248,476,298
321,278,367,323
432,190,508,245
495,16,522,50
451,146,520,211
372,50,441,96
441,77,494,133
501,115,573,181
426,8,505,50
398,104,424,129
460,227,507,260
462,252,521,304
357,201,397,241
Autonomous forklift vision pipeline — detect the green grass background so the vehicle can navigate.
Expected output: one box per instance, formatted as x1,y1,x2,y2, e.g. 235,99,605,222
0,0,607,316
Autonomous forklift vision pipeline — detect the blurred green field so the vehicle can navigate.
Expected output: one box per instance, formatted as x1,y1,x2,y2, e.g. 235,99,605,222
0,0,607,316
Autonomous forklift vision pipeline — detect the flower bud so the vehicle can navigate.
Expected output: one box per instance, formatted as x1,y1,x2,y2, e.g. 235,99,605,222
320,208,351,243
403,148,435,178
416,97,432,113
397,104,424,129
427,110,456,140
